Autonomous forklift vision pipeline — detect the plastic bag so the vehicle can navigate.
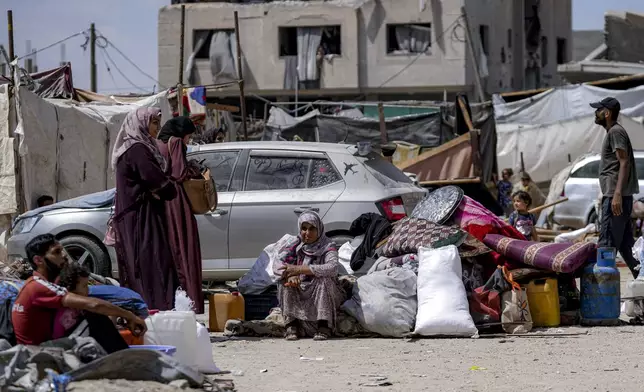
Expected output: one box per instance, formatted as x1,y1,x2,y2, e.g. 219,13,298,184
338,235,364,275
554,223,596,244
633,237,644,263
174,287,195,312
500,268,533,334
341,268,417,337
194,322,221,373
238,234,295,295
414,246,478,337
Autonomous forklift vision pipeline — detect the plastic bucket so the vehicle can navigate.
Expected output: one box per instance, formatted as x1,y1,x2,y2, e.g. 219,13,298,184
129,345,177,356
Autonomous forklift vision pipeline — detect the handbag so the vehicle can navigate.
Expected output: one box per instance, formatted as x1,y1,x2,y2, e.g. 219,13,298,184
183,168,218,214
500,267,533,334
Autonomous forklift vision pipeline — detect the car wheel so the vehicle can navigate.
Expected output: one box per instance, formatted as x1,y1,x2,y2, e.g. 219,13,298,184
59,235,111,277
588,209,598,225
330,234,354,248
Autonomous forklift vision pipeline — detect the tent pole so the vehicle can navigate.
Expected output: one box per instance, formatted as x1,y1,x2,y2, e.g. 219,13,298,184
90,23,97,93
378,102,387,146
177,4,185,116
234,11,248,141
7,11,15,61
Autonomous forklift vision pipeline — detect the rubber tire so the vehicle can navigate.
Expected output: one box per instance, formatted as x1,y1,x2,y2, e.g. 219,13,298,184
330,234,354,248
59,235,111,277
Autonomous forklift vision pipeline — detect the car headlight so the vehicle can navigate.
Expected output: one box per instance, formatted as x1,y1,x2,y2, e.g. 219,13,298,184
13,215,41,235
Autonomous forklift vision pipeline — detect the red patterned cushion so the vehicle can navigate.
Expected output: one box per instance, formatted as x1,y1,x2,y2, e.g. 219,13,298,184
382,217,468,257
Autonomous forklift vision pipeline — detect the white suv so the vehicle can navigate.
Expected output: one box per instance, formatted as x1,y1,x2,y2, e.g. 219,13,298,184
553,152,644,229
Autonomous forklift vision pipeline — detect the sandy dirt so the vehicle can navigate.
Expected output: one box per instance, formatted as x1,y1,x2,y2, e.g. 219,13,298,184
65,268,638,392
208,268,640,392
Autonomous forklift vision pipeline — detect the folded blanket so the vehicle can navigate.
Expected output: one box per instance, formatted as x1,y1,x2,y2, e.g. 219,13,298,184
483,234,596,273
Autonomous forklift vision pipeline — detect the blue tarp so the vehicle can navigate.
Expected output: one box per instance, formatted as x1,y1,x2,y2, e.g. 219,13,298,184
88,285,149,318
16,188,116,223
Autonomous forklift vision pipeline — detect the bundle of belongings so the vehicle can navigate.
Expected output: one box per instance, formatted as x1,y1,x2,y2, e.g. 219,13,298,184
0,275,219,390
234,185,595,338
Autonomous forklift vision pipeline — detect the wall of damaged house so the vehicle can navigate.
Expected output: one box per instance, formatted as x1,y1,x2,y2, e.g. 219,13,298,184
464,0,571,93
604,11,644,63
158,2,359,92
159,0,570,96
357,0,467,91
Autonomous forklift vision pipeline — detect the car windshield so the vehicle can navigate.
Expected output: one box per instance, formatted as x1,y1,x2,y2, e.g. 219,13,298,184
356,152,412,186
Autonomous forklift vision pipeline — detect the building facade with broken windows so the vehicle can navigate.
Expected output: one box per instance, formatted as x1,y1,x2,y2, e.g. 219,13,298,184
159,0,572,101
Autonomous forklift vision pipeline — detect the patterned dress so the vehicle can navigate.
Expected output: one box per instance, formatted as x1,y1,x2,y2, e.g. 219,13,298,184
277,250,346,335
274,211,346,337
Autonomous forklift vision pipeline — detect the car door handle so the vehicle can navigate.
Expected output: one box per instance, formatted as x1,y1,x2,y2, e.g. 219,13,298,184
208,209,228,217
294,207,319,213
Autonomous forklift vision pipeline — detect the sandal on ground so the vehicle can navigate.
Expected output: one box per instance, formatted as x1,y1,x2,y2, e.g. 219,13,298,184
285,325,299,341
313,327,331,341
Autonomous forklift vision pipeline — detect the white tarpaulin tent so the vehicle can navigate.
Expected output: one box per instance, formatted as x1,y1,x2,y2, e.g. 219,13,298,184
8,87,171,212
493,84,644,183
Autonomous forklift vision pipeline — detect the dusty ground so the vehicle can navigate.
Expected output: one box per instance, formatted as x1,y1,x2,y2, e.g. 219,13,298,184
64,268,638,392
208,268,640,392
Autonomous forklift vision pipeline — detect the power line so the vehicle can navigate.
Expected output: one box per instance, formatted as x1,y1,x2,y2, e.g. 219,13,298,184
95,30,162,87
17,31,86,60
99,49,120,91
100,47,150,93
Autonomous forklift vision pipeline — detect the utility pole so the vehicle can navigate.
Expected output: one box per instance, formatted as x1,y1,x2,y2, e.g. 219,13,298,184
460,6,485,102
7,10,15,61
90,23,97,92
178,4,186,116
234,11,248,141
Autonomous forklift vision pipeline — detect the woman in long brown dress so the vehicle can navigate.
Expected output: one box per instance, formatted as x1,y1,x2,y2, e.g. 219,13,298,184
274,211,346,341
155,116,205,313
112,107,178,311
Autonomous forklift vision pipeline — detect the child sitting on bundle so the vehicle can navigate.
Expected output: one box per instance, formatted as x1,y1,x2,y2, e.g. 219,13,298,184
509,191,539,241
52,262,90,339
52,263,129,353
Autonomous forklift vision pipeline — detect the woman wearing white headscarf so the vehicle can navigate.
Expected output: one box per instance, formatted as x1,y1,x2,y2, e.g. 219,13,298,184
274,211,346,341
112,107,178,311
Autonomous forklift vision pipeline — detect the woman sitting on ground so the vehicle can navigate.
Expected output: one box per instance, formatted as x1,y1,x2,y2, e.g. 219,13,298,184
274,211,346,341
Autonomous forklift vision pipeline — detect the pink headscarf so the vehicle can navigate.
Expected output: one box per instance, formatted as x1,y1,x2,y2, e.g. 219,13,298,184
111,107,164,170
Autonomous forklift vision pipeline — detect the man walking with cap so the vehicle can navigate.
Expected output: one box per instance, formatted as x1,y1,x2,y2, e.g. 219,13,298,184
591,96,640,277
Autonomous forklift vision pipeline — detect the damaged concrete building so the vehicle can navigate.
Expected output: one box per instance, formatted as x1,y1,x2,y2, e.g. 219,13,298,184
560,11,644,83
159,0,572,102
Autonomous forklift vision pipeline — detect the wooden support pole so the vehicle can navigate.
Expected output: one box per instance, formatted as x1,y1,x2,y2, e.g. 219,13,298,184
378,102,387,145
469,129,482,177
528,197,569,215
7,11,15,61
234,11,248,141
457,96,474,131
177,4,186,116
90,23,97,92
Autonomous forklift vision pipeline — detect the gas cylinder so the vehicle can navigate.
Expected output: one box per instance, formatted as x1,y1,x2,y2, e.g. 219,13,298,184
580,247,621,326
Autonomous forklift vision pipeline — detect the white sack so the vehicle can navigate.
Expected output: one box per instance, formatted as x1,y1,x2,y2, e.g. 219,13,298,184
414,245,477,337
341,268,417,338
238,234,295,295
